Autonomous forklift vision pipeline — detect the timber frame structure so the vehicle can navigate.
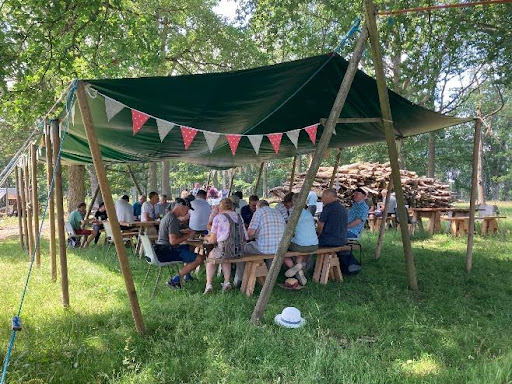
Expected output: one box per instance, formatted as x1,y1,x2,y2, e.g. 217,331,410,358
0,0,481,332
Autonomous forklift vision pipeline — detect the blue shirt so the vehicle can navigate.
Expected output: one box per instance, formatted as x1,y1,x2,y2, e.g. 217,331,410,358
133,201,142,218
318,201,347,247
347,200,369,236
291,209,318,246
307,191,318,206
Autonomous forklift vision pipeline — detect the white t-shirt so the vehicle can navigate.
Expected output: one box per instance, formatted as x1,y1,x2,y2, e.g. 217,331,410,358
189,198,211,231
141,201,156,221
115,199,134,224
238,199,248,209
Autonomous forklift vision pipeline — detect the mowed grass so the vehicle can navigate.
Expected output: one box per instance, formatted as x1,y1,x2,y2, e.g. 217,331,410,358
1,203,512,383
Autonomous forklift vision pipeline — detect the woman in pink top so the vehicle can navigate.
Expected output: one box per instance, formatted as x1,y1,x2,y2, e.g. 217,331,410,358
204,198,247,294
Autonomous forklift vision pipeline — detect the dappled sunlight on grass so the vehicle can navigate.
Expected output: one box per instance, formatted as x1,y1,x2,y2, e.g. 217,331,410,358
396,354,441,377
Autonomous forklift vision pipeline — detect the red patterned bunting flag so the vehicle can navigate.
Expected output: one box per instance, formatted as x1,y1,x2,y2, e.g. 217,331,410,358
226,134,242,155
181,126,198,150
305,124,318,145
131,109,150,134
267,133,283,154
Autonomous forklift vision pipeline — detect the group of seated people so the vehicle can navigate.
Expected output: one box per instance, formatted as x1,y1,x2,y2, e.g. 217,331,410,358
68,185,369,293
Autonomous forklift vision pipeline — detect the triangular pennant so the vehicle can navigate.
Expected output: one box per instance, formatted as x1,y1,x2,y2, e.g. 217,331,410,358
267,133,283,154
105,96,124,121
248,135,263,154
156,119,175,141
181,126,198,150
332,127,336,135
305,124,318,145
131,109,150,134
286,129,300,149
203,131,220,152
226,134,242,155
71,101,77,126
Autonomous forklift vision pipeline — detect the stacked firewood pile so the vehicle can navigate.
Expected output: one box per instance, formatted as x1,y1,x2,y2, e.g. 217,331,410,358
269,162,453,208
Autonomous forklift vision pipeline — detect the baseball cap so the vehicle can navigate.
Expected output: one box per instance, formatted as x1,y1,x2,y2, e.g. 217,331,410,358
353,187,367,195
175,197,194,210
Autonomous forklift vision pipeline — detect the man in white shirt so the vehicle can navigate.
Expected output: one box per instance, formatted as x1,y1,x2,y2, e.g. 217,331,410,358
141,191,159,222
189,190,211,234
115,195,135,228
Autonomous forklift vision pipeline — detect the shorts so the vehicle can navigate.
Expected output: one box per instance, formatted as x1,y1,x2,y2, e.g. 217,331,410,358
288,242,318,253
75,229,92,236
153,244,197,263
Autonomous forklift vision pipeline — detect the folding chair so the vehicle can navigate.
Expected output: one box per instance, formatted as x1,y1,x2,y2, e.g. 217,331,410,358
65,221,83,248
347,231,363,263
103,221,138,256
140,234,182,297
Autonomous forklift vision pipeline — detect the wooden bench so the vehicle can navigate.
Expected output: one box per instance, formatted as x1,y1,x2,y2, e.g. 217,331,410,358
479,216,507,235
441,215,507,236
206,245,352,296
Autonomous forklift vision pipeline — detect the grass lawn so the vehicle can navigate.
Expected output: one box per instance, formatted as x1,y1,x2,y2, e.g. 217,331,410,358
1,203,512,383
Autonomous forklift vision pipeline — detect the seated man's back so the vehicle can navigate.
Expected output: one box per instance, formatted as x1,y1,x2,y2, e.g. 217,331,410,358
317,189,348,247
247,203,285,254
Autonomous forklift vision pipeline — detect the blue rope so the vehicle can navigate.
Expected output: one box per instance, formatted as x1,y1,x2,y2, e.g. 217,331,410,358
0,80,78,384
243,17,361,135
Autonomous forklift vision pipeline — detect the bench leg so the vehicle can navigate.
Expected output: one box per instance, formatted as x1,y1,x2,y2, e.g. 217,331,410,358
313,254,324,283
330,254,343,282
255,262,268,287
320,254,331,284
240,262,252,294
245,262,258,297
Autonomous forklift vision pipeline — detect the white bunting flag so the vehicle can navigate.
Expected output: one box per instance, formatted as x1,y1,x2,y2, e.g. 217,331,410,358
156,119,175,141
286,129,300,148
105,96,125,121
71,101,77,126
203,131,220,152
248,135,263,154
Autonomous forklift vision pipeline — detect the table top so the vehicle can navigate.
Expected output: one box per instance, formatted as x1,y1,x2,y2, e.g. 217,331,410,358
411,207,453,212
124,220,160,227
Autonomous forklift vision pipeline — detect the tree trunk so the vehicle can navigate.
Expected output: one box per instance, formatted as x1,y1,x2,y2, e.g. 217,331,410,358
148,162,157,192
67,164,86,213
212,170,219,189
427,132,435,178
222,170,228,190
477,129,485,204
161,160,170,196
262,163,268,197
88,165,102,207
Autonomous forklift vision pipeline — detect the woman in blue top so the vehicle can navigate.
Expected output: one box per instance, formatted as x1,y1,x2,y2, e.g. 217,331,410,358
284,194,318,286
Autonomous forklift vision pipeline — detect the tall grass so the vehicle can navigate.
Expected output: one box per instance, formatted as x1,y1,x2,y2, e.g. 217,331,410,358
1,204,512,383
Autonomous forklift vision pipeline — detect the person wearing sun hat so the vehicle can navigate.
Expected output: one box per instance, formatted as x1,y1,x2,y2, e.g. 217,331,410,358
347,187,369,238
274,307,306,328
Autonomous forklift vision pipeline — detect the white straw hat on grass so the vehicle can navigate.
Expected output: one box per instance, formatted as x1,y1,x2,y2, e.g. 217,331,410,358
274,307,306,328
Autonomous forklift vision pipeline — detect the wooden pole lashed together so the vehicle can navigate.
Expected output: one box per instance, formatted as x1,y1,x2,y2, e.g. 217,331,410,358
466,118,482,273
251,25,369,324
365,0,418,290
254,162,264,195
127,165,143,196
52,120,69,307
45,124,57,280
24,156,35,259
30,144,41,267
329,149,343,188
288,156,297,193
77,81,146,334
15,165,25,250
375,179,392,260
18,166,30,255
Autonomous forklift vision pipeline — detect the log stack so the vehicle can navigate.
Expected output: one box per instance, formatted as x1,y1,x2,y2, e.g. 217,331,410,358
269,162,453,207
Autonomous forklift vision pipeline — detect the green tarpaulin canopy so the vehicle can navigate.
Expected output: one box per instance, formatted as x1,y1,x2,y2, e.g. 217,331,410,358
60,53,472,168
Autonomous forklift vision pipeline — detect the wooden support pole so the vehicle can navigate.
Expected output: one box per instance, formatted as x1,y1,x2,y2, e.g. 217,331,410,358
228,168,237,196
251,25,369,324
77,81,145,334
24,156,35,259
82,185,101,229
375,179,393,260
18,166,30,255
288,157,297,193
206,170,212,187
254,162,264,195
127,165,143,195
52,120,69,307
329,149,343,188
365,0,418,290
45,125,57,280
15,165,25,249
30,144,41,267
466,118,481,273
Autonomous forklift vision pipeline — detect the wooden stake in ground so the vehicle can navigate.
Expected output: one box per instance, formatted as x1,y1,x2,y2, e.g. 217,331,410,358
328,149,343,188
18,166,30,255
375,179,392,260
365,0,418,290
254,162,264,196
466,118,481,273
251,25,369,324
15,165,25,250
288,156,297,193
77,81,146,334
45,124,57,280
52,120,69,307
30,144,41,267
24,156,35,258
